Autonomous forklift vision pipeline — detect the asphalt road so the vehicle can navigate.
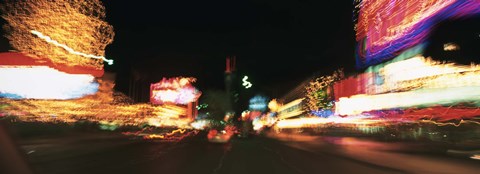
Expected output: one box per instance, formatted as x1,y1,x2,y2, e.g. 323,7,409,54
9,131,480,174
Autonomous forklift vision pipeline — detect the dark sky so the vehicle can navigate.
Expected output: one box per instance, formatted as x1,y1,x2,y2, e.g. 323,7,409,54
101,0,356,98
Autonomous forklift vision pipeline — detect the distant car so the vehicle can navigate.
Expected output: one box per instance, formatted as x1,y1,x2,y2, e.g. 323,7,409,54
207,129,233,143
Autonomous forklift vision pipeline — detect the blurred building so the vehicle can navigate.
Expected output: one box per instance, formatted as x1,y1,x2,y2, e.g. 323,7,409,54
127,69,150,103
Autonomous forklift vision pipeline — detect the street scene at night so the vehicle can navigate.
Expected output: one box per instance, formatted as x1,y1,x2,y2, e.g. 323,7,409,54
1,0,480,174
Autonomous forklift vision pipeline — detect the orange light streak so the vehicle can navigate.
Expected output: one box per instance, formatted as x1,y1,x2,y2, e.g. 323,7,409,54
419,119,480,127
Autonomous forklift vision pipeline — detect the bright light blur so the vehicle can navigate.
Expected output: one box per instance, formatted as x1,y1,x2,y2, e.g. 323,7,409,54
253,113,278,131
443,43,460,51
153,90,179,103
335,56,480,116
0,66,97,99
380,57,480,92
123,128,199,142
252,117,264,131
268,99,280,112
150,77,201,105
190,119,210,130
336,86,480,116
0,80,195,128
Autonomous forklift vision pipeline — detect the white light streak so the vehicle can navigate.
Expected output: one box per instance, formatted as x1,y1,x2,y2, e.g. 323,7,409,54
30,30,114,65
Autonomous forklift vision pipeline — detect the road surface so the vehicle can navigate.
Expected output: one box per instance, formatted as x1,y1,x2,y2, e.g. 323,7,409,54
9,131,480,174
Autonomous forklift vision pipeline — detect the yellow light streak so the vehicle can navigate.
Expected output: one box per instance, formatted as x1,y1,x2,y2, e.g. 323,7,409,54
274,117,382,129
419,119,480,127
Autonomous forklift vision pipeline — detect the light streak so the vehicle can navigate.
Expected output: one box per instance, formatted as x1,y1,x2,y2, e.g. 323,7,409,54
419,120,480,127
30,30,114,65
366,106,480,122
274,117,382,129
143,129,186,139
123,128,198,141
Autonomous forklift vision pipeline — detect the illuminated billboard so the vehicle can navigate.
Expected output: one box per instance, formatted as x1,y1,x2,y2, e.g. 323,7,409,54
354,0,480,68
150,77,201,105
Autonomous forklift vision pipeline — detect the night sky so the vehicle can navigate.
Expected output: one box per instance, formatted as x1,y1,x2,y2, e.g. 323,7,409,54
100,0,356,99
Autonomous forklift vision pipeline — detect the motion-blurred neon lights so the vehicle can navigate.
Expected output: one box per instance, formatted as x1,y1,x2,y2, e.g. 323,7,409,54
335,57,480,116
274,117,382,129
150,77,201,105
2,0,114,69
335,86,480,116
354,0,480,68
1,77,195,128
